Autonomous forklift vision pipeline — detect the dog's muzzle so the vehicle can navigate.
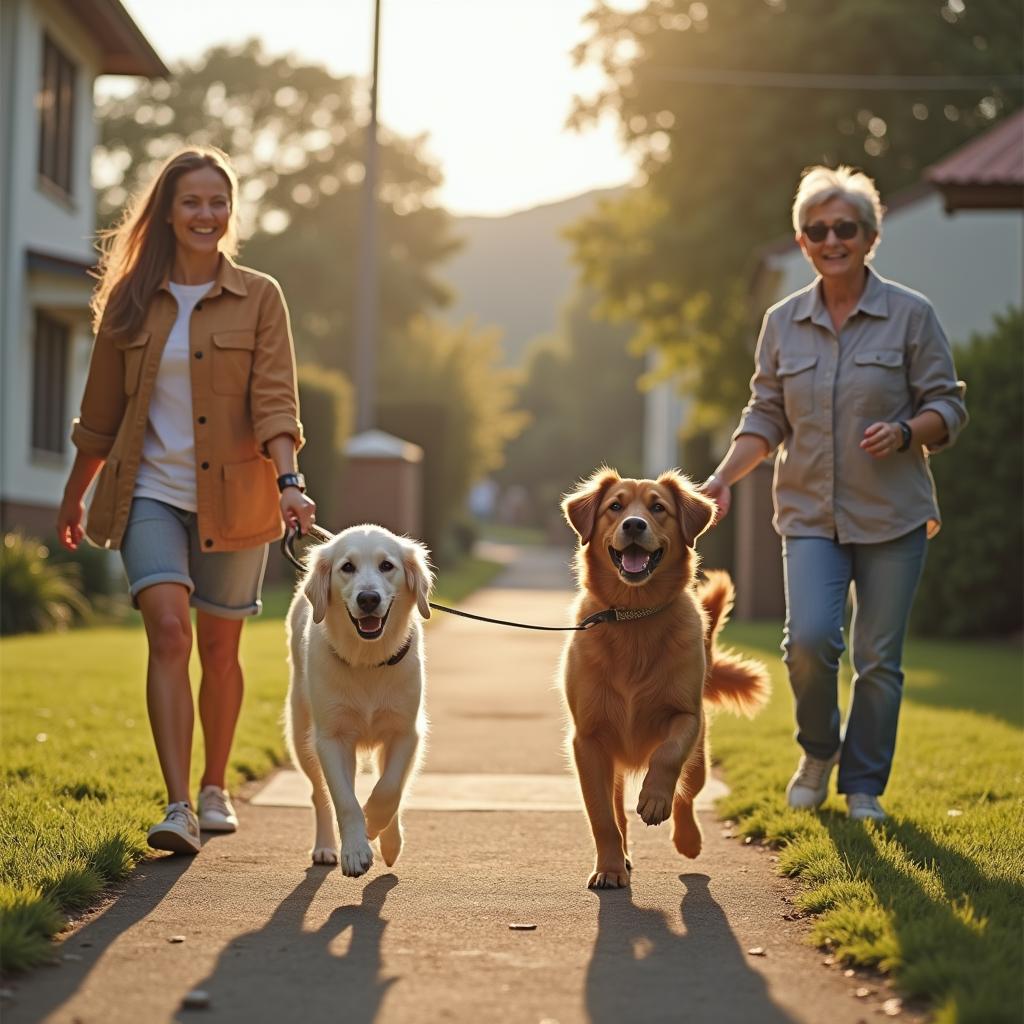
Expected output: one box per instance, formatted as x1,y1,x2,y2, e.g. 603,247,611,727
609,543,664,583
348,596,392,639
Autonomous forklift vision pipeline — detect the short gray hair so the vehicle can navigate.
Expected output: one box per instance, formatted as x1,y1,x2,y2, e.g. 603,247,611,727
792,165,884,252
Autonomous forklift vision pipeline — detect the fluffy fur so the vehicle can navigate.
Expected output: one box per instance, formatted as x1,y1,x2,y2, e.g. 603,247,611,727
560,467,770,889
285,524,433,877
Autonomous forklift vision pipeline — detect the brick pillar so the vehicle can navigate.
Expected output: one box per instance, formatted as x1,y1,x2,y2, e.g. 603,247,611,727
336,430,424,537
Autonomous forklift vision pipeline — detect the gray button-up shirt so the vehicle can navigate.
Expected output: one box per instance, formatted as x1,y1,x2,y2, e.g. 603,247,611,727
735,267,968,544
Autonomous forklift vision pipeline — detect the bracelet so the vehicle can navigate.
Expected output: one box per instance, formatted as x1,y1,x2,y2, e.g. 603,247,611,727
896,421,912,453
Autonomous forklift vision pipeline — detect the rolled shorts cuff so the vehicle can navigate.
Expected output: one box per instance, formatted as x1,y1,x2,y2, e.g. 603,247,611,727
191,594,263,620
130,572,194,607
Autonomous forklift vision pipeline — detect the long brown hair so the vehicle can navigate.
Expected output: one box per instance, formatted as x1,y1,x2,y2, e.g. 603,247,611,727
91,146,240,338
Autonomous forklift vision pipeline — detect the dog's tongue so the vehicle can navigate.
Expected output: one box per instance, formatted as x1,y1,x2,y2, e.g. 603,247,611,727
358,616,383,634
622,547,650,574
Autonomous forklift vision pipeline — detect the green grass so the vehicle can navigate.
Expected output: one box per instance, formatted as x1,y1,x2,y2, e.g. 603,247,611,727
712,622,1024,1024
0,555,501,971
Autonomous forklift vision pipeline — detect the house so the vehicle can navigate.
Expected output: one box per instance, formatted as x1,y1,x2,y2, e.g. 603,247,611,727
0,0,167,537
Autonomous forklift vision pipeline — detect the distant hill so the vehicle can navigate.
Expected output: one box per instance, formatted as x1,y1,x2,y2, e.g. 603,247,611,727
443,186,625,366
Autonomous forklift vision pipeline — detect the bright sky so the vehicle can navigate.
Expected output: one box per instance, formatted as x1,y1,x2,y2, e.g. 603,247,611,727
114,0,640,217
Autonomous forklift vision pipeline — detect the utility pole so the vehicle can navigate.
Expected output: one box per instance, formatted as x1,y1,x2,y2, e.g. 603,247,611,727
353,0,381,433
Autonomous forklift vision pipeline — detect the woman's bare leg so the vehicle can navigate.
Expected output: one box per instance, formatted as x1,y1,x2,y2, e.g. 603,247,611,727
136,583,194,804
195,610,245,789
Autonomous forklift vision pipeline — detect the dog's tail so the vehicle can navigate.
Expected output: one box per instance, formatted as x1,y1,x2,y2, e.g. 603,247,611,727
699,570,771,717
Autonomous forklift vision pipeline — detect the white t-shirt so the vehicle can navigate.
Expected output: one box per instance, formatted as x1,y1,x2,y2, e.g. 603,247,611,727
133,280,213,512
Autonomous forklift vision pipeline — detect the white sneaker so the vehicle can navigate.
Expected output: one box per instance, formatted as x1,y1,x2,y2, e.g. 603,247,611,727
147,801,201,854
786,752,838,809
847,793,887,821
198,785,238,833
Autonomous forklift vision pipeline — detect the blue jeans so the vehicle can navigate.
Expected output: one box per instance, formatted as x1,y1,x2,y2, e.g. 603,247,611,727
781,527,927,796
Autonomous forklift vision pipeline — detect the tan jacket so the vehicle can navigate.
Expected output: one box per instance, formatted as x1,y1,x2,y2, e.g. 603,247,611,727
71,257,305,552
735,268,967,544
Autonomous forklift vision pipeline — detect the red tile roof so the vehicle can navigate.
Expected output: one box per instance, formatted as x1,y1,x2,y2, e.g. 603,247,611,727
927,109,1024,188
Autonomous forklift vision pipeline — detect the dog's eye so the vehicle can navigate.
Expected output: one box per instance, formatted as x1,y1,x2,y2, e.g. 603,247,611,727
379,560,395,572
652,502,666,513
340,562,356,574
609,501,622,512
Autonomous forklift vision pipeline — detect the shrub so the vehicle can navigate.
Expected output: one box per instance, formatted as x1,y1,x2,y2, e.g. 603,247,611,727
911,307,1023,638
46,542,122,598
0,533,91,635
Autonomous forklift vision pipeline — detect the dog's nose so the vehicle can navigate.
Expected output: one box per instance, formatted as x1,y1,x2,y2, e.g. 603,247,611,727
357,591,381,613
622,517,647,535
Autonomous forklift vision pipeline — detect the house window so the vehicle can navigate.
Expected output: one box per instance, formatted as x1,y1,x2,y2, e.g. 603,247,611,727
32,312,70,455
37,34,76,195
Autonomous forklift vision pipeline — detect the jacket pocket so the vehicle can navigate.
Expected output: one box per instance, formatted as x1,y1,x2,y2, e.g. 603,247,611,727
211,330,256,396
777,354,818,420
221,457,279,540
114,333,149,396
853,349,907,418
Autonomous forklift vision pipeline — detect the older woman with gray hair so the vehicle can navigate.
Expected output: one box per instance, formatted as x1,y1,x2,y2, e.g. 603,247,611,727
702,165,967,821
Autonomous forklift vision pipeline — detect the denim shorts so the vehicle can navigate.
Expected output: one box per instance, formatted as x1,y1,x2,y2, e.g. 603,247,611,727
121,497,268,618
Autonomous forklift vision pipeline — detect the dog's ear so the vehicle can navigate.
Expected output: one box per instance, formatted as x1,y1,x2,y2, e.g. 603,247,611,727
402,540,434,619
304,553,332,624
658,470,716,549
562,467,620,544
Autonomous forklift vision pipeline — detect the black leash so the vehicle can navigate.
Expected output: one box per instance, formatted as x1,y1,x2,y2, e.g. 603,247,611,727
280,524,666,633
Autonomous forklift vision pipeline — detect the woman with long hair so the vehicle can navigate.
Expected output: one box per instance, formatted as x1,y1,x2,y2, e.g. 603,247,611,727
58,146,317,853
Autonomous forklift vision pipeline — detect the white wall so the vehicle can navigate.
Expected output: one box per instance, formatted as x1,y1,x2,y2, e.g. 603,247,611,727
2,0,102,511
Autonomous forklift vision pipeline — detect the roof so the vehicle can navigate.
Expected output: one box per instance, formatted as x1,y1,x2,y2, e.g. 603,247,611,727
926,109,1024,211
61,0,169,78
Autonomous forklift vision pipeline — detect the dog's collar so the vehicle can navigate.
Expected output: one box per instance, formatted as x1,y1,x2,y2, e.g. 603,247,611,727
327,631,415,668
579,604,671,629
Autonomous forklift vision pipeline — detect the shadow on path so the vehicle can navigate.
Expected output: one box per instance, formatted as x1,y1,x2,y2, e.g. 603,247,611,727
6,854,193,1023
177,871,399,1023
585,873,794,1024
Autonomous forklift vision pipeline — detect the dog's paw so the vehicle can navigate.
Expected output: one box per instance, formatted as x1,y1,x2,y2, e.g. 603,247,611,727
379,818,403,867
588,867,631,889
340,839,374,877
311,846,339,865
637,790,673,826
672,821,703,859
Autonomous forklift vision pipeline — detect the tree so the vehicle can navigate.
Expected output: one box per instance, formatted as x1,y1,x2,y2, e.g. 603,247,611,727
568,0,1023,429
377,317,527,560
95,39,460,375
496,289,645,523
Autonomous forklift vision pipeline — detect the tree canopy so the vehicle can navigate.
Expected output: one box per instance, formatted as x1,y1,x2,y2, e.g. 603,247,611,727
568,0,1023,428
496,288,645,523
95,39,460,375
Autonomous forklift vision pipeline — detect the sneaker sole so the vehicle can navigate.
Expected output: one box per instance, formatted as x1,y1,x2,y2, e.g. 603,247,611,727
147,828,201,854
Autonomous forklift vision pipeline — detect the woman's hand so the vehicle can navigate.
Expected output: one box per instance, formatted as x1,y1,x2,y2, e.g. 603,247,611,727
56,492,85,551
700,475,732,524
280,488,317,535
860,421,904,459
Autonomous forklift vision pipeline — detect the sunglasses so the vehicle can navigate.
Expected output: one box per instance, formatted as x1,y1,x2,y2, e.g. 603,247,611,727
802,219,862,243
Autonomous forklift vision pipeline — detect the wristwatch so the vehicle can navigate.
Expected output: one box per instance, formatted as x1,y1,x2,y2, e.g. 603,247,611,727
276,472,306,493
896,421,912,453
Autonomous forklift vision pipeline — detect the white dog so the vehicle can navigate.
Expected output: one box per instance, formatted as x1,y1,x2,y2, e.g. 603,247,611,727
285,524,433,877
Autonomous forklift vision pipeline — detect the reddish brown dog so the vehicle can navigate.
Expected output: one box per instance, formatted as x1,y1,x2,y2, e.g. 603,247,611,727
560,467,770,889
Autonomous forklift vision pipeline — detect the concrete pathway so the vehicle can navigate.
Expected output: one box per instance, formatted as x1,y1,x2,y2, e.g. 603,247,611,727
4,546,903,1024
